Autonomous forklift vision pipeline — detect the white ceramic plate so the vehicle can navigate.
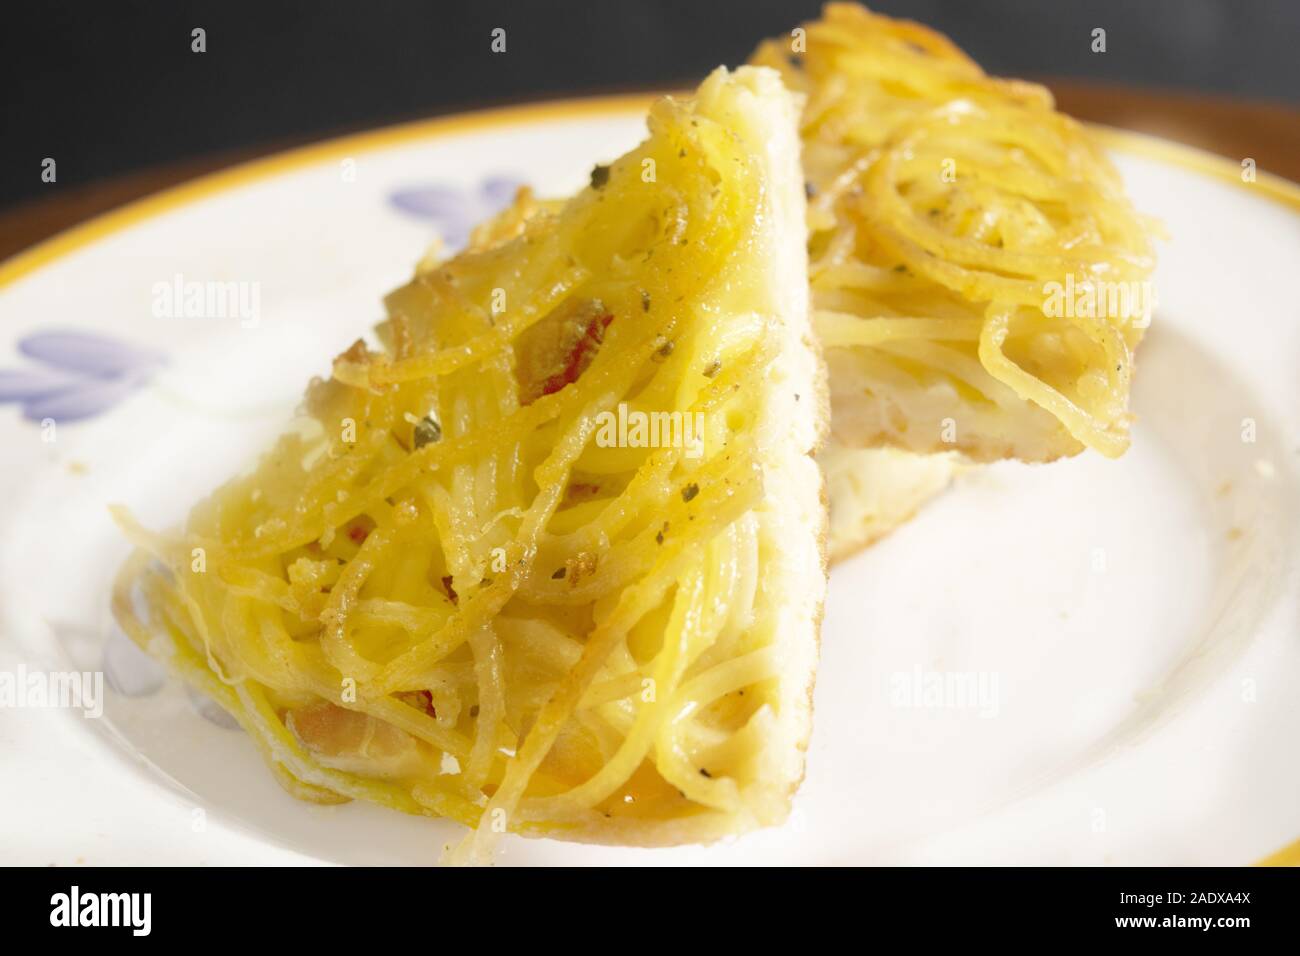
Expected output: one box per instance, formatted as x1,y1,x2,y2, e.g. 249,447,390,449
1,96,1297,866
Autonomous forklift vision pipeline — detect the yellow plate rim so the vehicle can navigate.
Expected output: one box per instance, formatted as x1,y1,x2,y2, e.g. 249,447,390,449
2,91,1299,291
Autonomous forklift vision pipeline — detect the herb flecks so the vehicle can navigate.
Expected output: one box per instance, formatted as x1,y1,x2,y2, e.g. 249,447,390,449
413,415,442,448
681,482,700,503
590,164,611,189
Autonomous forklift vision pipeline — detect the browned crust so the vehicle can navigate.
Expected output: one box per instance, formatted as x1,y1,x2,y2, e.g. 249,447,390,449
788,319,831,809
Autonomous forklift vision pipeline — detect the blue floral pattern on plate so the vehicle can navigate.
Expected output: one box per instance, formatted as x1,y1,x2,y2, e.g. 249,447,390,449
0,330,166,423
4,180,526,427
389,175,524,249
102,627,166,698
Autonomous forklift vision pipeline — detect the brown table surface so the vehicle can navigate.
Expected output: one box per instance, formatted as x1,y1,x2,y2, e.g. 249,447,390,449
2,80,1297,264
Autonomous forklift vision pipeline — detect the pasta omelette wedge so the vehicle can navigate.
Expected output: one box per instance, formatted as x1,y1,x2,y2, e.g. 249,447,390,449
469,192,962,566
753,3,1158,463
112,66,827,852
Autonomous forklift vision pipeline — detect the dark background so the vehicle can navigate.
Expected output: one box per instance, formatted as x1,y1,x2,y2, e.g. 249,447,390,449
2,0,1298,211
